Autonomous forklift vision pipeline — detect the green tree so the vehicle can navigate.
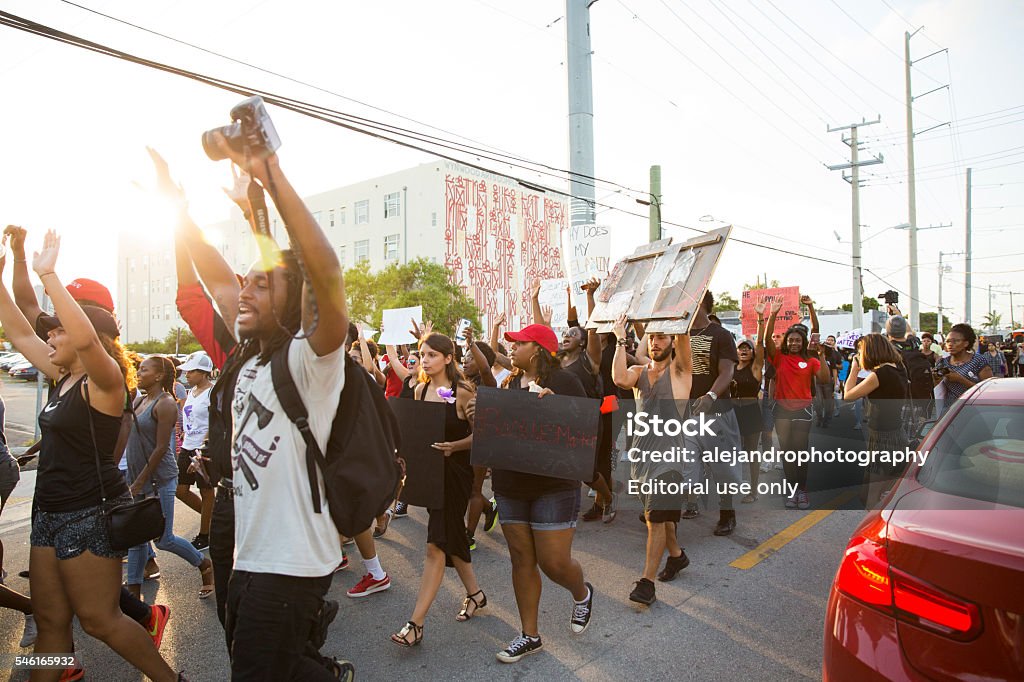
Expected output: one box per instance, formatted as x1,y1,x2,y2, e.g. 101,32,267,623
743,278,781,291
345,258,480,337
126,327,201,355
712,291,739,313
982,311,1002,333
919,312,951,334
839,296,881,313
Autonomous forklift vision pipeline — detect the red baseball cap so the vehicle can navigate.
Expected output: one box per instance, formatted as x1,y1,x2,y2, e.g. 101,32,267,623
66,278,114,313
504,324,559,354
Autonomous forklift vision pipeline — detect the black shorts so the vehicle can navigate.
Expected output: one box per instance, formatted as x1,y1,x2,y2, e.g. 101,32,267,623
177,448,213,489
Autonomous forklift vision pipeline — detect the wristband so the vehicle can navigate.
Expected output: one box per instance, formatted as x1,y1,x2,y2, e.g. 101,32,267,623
705,390,718,402
38,272,57,278
13,258,26,264
616,338,628,347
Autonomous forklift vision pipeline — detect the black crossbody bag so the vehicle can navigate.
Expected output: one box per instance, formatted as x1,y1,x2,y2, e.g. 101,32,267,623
85,380,165,551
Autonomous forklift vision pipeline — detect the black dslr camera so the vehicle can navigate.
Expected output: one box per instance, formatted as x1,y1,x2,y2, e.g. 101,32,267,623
878,290,899,305
202,96,281,161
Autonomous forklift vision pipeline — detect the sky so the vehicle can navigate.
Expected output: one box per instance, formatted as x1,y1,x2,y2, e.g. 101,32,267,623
0,0,1021,326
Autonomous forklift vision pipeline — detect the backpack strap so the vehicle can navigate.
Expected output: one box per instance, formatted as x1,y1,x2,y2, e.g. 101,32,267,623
269,338,328,515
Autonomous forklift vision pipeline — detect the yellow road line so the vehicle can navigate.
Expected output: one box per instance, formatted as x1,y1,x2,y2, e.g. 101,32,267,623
730,491,858,570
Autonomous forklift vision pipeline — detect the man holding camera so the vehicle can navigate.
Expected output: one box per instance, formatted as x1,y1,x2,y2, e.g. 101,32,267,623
203,104,352,681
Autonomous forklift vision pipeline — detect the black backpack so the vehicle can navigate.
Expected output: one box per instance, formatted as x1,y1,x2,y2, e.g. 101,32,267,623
270,339,403,538
898,345,934,401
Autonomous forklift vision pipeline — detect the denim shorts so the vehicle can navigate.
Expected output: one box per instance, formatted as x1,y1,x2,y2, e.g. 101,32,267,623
495,488,580,531
30,493,133,560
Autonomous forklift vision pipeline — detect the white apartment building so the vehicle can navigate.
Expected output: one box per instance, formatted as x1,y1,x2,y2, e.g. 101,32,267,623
118,159,569,343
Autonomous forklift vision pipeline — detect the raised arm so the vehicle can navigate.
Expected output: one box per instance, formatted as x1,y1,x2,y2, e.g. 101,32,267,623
529,277,544,325
802,295,819,334
384,344,410,381
0,255,58,380
612,314,643,390
765,300,782,358
580,278,604,368
753,301,767,380
4,226,43,325
465,326,496,388
208,136,347,356
489,312,511,370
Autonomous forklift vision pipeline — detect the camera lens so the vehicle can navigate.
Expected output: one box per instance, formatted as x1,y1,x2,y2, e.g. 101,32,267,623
201,123,241,161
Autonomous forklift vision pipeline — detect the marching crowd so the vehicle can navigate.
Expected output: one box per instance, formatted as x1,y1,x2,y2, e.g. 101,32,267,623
0,130,1013,681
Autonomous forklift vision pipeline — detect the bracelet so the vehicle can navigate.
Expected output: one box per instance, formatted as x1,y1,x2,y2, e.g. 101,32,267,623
13,259,26,264
38,272,57,278
616,338,628,346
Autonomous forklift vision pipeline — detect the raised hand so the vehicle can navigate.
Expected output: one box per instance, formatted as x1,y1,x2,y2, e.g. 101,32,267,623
530,277,542,300
492,311,506,331
540,305,553,326
581,277,601,294
32,229,60,277
222,163,252,213
770,300,783,315
800,295,813,306
753,301,766,316
145,147,187,205
613,313,628,340
3,225,27,256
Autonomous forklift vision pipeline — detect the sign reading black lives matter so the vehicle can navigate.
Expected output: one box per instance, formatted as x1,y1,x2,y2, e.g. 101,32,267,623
387,398,445,509
586,225,732,334
471,387,599,482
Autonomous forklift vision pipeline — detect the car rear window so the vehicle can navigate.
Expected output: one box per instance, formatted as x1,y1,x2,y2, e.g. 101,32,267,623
918,402,1024,509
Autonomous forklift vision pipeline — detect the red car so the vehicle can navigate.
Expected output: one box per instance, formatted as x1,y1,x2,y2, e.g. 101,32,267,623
824,378,1024,681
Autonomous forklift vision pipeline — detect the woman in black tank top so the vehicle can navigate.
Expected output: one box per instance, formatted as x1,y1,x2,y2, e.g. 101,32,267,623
735,306,767,502
0,230,181,680
391,333,485,648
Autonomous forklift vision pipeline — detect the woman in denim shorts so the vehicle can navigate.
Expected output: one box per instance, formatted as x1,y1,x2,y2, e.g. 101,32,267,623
0,230,181,681
490,324,595,664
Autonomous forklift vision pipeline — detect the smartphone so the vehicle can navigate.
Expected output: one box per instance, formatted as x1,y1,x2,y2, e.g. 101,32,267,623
937,366,951,376
809,332,820,350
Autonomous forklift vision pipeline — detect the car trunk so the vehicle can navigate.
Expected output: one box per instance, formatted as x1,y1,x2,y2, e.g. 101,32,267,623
888,485,1024,681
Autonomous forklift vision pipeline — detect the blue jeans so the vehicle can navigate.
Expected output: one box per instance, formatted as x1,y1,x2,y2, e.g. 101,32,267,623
127,478,203,585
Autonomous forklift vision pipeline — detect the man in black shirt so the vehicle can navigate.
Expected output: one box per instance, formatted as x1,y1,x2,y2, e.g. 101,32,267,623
686,291,743,536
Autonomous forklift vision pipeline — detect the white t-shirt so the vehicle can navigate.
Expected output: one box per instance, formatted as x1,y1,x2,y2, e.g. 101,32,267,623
181,385,212,450
493,366,511,386
231,340,346,577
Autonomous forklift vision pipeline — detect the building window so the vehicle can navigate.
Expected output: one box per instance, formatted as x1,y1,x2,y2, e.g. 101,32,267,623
355,240,369,263
313,211,323,226
384,192,400,218
431,211,437,227
164,304,172,321
338,245,346,268
355,200,369,225
384,234,400,261
163,277,171,292
340,207,346,225
152,306,160,320
329,209,335,227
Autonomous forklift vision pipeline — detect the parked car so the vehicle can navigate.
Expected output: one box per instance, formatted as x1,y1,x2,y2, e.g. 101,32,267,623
8,361,39,381
0,353,26,372
823,378,1024,681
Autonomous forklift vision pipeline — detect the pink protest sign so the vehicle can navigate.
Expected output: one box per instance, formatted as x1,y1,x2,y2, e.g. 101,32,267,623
741,286,800,337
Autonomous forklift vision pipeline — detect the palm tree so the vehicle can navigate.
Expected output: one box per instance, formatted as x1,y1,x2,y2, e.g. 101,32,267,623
982,311,1002,333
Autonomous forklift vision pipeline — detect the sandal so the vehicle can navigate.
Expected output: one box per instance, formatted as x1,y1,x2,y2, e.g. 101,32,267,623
456,590,487,622
390,621,423,647
373,509,393,538
198,560,215,600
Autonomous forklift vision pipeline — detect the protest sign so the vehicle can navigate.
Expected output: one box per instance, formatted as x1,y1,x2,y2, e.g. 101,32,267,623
471,387,599,481
836,330,863,349
562,224,610,325
379,306,423,346
388,398,445,508
741,286,800,337
538,278,569,328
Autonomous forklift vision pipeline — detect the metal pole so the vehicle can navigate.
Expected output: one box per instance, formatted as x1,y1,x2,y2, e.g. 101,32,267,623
937,256,943,335
905,31,920,330
965,167,972,324
851,125,864,331
1010,290,1016,329
403,185,408,264
648,165,662,242
566,0,596,231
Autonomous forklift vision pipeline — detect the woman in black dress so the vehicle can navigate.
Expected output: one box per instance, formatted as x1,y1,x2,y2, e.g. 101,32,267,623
391,333,484,647
734,302,767,502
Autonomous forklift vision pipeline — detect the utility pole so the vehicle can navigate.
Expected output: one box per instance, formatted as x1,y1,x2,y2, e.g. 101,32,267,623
965,167,972,324
904,30,949,332
937,250,962,335
828,118,883,331
648,165,662,242
566,0,596,232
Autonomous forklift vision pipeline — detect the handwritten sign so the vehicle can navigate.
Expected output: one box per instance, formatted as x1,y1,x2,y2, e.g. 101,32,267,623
387,398,445,508
562,224,610,325
741,287,800,337
471,387,599,481
836,330,863,349
538,278,569,328
379,306,423,346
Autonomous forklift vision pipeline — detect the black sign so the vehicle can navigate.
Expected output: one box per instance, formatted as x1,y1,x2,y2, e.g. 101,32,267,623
471,387,599,481
388,398,445,508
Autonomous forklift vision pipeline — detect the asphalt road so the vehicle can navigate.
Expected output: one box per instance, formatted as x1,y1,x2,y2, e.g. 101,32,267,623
1,378,47,449
0,386,872,682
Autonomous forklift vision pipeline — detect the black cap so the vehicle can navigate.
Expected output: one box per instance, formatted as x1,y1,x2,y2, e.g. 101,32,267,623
36,305,120,340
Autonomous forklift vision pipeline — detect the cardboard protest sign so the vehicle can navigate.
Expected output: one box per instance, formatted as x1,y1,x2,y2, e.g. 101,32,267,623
538,278,569,328
836,330,863,349
586,227,731,334
741,287,800,337
471,387,599,481
379,306,423,346
562,224,611,325
388,398,445,508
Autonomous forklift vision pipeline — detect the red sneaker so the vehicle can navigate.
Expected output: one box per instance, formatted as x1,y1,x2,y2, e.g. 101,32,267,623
59,666,84,682
147,604,171,648
334,554,349,573
346,573,391,598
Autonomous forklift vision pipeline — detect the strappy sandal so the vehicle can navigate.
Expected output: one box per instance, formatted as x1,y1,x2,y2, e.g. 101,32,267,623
390,621,423,647
198,561,215,600
373,509,393,538
456,590,487,622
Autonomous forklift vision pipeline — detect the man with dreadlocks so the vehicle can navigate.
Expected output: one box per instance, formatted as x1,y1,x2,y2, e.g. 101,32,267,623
203,132,352,681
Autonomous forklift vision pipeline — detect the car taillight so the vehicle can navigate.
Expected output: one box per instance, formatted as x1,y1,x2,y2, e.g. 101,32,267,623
836,514,982,640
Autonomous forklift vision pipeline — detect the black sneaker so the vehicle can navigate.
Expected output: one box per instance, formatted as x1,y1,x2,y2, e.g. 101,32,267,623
468,534,477,551
713,510,736,536
629,578,657,606
482,497,499,532
393,501,408,518
496,633,543,663
657,551,690,582
681,507,700,520
570,582,594,634
190,534,209,551
581,503,603,522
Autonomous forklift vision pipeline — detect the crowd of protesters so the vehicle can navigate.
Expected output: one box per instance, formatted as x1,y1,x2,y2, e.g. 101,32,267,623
0,126,1017,681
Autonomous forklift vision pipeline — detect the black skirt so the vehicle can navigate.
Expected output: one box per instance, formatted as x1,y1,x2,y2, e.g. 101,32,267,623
427,450,473,566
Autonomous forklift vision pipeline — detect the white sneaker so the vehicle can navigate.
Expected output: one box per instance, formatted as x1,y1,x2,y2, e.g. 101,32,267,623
20,614,37,648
